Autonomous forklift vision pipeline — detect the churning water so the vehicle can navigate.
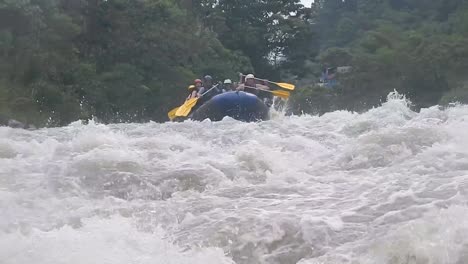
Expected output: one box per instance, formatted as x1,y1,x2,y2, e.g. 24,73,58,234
2,93,468,264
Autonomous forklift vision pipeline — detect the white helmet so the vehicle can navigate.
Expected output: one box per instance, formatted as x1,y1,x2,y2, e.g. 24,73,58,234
224,79,232,84
245,74,255,80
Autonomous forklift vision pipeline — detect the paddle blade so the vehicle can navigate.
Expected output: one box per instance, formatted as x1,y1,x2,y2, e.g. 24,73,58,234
168,107,179,121
175,98,198,117
272,90,290,99
275,82,295,91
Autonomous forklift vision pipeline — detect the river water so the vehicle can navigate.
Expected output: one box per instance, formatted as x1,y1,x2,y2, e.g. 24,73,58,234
2,93,468,264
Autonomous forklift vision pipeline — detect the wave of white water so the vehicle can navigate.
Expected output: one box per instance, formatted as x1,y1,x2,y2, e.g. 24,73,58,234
1,93,468,264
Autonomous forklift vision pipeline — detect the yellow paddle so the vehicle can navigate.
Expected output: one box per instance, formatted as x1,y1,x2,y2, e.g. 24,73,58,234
271,90,291,99
175,98,198,117
173,84,220,118
244,86,290,99
269,81,295,91
241,74,295,90
167,107,179,121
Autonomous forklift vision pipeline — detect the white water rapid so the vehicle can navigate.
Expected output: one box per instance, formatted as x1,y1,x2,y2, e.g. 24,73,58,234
2,93,468,264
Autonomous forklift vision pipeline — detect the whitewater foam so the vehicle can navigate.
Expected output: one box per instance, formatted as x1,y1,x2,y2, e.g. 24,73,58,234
2,93,468,264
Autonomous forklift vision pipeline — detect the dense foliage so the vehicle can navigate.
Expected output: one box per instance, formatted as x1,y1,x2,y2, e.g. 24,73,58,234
291,0,468,115
0,0,312,125
1,0,468,126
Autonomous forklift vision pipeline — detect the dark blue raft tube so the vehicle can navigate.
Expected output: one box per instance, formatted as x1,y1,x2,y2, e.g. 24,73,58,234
190,91,270,122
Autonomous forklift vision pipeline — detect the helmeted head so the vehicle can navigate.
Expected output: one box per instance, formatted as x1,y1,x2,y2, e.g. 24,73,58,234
188,85,196,91
224,79,233,90
204,75,213,87
194,79,203,88
245,74,255,86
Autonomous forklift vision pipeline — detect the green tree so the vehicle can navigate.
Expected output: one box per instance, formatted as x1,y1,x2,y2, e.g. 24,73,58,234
0,0,252,125
195,0,315,79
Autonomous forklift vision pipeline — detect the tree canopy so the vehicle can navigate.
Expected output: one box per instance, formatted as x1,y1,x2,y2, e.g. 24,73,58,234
293,0,468,114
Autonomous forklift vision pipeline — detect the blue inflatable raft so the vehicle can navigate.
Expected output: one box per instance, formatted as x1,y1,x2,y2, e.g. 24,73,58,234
189,91,270,122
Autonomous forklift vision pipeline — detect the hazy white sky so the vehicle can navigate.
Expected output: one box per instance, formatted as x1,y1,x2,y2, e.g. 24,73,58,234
301,0,314,7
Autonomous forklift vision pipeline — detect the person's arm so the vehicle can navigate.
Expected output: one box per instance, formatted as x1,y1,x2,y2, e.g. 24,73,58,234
197,87,205,96
236,84,245,91
257,84,270,90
